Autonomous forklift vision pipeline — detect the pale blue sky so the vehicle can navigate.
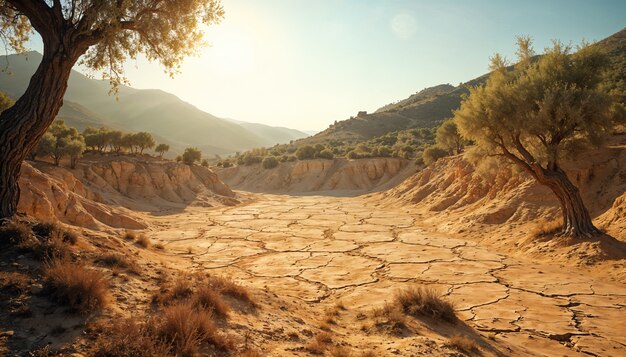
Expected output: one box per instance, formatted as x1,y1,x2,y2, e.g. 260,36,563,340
26,1,626,131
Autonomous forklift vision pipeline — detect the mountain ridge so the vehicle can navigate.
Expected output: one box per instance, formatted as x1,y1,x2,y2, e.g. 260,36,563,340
0,51,308,156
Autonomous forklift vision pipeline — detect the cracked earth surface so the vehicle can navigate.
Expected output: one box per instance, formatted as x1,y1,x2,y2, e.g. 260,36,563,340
148,194,625,356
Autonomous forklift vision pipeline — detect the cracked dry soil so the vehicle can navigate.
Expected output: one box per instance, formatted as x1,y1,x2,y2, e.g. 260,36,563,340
147,194,625,356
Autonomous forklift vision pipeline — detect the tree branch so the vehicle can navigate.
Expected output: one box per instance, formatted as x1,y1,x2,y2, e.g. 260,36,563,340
5,0,54,36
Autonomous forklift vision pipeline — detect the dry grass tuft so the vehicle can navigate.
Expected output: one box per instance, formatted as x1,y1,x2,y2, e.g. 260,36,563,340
159,303,234,355
207,275,255,306
135,234,151,248
370,303,408,335
238,350,264,357
192,286,230,318
123,230,136,241
0,220,33,245
93,319,171,357
328,345,352,357
446,334,479,353
32,220,78,244
44,258,109,313
0,271,30,295
305,332,333,354
533,219,563,238
395,287,456,323
95,253,140,275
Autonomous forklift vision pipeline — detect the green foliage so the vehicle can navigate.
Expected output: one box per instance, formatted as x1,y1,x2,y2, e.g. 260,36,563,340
155,143,170,157
422,145,449,166
262,156,279,169
182,147,202,165
436,119,464,155
455,38,619,170
200,159,209,167
316,149,334,159
295,145,317,160
0,91,14,113
35,120,86,167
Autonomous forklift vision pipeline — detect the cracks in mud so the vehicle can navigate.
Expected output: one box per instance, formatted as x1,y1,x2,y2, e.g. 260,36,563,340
154,197,626,356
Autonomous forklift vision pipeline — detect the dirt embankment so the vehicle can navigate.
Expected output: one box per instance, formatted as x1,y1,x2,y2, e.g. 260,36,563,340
18,154,238,230
217,158,416,195
377,134,626,263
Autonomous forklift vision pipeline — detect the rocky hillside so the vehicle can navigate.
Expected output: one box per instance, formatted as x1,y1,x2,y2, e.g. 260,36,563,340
18,155,237,230
378,133,626,262
290,28,626,149
217,158,416,195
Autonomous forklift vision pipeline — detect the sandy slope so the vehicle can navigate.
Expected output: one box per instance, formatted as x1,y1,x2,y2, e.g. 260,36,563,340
137,193,625,356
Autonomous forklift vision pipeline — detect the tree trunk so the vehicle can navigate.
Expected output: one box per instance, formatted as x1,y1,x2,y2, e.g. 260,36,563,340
534,165,600,237
0,49,76,219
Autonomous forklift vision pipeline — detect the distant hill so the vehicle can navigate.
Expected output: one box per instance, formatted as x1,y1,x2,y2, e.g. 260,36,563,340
0,52,308,156
292,27,626,148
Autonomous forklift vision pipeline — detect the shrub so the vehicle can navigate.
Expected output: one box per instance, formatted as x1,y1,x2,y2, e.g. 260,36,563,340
395,287,456,322
370,303,407,335
295,145,316,160
316,149,334,159
182,147,202,165
346,150,360,159
262,156,279,169
422,145,449,165
44,258,109,313
200,159,209,167
305,332,333,354
33,221,78,244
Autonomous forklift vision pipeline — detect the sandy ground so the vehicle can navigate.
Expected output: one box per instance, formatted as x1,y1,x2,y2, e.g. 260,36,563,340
140,192,626,357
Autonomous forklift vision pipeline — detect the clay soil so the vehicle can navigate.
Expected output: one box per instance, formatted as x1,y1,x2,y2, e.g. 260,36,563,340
140,192,626,356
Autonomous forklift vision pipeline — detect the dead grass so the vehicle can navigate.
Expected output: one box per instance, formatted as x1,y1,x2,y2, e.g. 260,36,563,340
238,350,264,357
206,275,255,306
93,319,171,357
192,286,230,318
370,303,408,335
94,253,140,275
446,334,479,354
0,271,30,295
159,303,234,355
533,219,563,238
0,220,33,245
395,287,456,323
123,230,136,241
44,258,109,313
32,221,78,244
328,345,352,357
305,332,333,354
135,234,151,248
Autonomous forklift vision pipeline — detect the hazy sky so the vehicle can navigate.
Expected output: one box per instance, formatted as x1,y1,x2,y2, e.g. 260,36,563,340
27,1,626,131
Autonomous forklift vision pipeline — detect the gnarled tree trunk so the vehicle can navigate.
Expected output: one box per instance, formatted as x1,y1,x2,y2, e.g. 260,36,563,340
533,164,600,238
0,46,77,219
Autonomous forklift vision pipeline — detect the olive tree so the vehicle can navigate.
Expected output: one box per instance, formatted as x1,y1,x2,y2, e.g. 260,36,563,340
0,0,224,219
436,119,464,155
454,37,622,238
155,143,170,158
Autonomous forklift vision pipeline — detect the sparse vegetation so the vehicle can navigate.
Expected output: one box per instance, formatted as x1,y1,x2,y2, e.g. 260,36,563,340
305,331,333,354
44,258,109,313
94,253,140,275
446,334,479,354
135,234,151,248
533,219,564,238
182,147,202,165
262,156,279,169
395,287,456,322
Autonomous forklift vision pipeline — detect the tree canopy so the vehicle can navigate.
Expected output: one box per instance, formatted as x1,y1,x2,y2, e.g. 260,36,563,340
1,0,224,89
454,37,623,237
